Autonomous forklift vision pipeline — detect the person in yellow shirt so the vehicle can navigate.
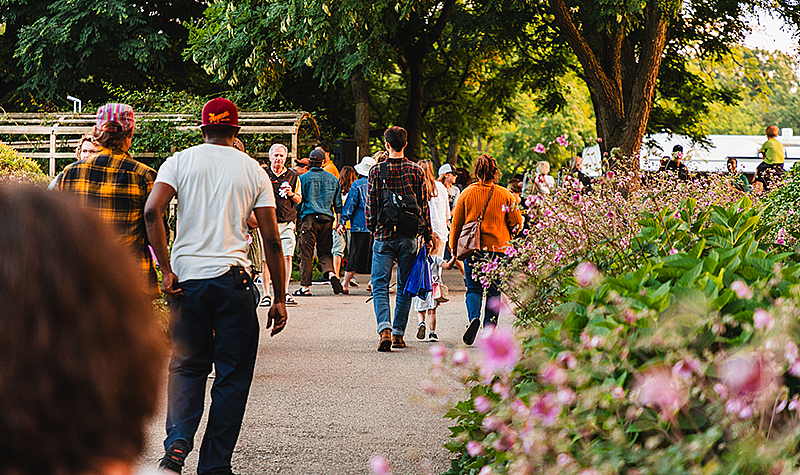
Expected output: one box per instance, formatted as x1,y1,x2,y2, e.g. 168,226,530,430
757,125,785,191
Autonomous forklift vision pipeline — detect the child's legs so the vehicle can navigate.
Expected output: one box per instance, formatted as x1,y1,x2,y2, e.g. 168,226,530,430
428,307,437,331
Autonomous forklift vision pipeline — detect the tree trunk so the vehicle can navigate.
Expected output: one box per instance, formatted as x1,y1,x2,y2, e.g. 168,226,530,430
404,47,425,161
549,0,669,175
351,70,370,158
446,134,460,166
428,132,441,168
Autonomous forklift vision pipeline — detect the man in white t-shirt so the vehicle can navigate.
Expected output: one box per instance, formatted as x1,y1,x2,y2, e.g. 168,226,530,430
144,98,287,475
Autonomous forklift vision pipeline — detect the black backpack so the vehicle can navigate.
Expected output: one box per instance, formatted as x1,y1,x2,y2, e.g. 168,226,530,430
377,162,424,236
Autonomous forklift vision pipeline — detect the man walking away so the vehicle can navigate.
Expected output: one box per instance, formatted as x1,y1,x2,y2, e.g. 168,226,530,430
366,126,432,352
58,103,159,293
293,149,344,297
144,97,288,475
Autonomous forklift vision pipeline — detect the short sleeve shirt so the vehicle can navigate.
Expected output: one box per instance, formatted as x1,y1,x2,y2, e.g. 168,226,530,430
760,138,785,164
155,143,275,280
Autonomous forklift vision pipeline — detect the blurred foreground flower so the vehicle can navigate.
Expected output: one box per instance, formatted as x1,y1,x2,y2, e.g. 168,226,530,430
370,454,391,475
574,261,600,287
634,365,688,420
477,326,521,376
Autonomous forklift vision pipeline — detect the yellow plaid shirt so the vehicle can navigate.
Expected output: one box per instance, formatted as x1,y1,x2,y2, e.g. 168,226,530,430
58,146,158,288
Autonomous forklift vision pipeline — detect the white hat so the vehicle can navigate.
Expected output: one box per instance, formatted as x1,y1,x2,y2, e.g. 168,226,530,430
355,156,377,176
438,163,455,176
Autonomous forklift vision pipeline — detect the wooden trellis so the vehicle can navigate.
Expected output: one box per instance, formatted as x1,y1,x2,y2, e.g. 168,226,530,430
0,111,321,177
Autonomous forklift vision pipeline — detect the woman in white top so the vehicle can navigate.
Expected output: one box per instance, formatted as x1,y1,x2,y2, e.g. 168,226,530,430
419,160,449,257
534,160,556,195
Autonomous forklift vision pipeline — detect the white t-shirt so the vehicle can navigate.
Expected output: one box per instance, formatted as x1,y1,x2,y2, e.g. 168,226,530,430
429,181,450,243
155,143,275,280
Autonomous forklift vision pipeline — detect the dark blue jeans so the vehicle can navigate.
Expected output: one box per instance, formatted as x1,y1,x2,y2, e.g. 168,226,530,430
165,266,260,475
464,252,502,326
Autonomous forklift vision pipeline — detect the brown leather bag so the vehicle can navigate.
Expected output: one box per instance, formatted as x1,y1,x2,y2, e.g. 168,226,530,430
456,184,495,260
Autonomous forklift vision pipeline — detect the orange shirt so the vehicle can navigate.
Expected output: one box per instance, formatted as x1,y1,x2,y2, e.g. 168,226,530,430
449,182,523,253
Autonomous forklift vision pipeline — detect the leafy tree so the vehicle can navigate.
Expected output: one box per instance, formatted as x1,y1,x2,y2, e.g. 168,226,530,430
0,0,214,108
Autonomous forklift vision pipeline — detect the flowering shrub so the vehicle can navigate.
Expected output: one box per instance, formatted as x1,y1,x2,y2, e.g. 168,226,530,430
436,199,800,474
761,163,800,255
439,252,800,475
0,142,49,185
486,171,755,325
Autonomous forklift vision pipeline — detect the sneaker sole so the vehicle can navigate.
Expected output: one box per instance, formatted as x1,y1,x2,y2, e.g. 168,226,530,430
416,322,426,340
330,275,344,294
463,319,481,346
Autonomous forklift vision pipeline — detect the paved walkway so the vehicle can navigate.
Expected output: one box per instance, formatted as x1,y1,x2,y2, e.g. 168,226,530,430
138,269,509,475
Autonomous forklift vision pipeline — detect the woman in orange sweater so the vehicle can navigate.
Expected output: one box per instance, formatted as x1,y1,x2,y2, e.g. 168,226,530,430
449,154,523,345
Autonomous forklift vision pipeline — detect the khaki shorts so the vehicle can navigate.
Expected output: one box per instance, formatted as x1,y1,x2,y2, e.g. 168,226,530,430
278,221,297,257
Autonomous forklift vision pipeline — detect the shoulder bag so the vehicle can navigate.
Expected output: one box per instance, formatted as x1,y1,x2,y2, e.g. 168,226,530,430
456,184,495,260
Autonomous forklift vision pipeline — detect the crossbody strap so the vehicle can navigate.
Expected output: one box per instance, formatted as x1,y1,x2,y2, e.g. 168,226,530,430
477,184,495,224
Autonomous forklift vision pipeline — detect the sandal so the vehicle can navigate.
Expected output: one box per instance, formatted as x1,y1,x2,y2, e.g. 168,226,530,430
291,287,312,297
285,296,299,306
259,295,272,307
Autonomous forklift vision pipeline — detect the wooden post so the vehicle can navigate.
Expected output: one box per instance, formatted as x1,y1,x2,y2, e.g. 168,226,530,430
291,127,298,165
49,124,58,177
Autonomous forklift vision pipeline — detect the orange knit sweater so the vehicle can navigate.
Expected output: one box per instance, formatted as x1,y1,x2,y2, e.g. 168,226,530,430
449,182,523,253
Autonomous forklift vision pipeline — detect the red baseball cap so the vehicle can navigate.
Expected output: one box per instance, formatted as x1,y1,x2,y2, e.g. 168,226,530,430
201,98,240,129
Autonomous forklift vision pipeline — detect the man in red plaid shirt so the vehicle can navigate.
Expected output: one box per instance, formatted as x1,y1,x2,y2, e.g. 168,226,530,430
366,126,432,352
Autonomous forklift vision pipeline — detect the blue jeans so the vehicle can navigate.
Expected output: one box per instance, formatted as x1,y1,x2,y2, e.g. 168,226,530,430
464,252,502,326
371,237,418,336
165,266,260,475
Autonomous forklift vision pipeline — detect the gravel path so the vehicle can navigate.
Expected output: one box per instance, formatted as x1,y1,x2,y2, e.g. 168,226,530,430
138,269,503,475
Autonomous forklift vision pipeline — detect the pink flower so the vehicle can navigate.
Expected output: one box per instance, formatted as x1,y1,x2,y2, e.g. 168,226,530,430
501,204,509,212
534,143,546,154
531,392,561,426
605,210,616,219
474,396,492,414
492,382,510,399
669,248,679,255
726,398,742,414
370,455,391,475
492,432,517,452
611,387,625,399
635,366,688,420
789,395,800,411
482,416,504,432
730,280,752,299
556,351,578,369
556,388,576,405
452,350,469,367
785,342,798,363
466,440,484,457
556,135,569,147
738,405,754,419
713,383,728,399
478,467,492,475
605,171,615,179
541,363,568,386
556,453,574,466
789,362,800,377
719,352,779,399
672,357,700,379
597,138,603,143
574,261,599,287
430,344,446,363
571,193,581,205
753,309,774,330
477,326,521,375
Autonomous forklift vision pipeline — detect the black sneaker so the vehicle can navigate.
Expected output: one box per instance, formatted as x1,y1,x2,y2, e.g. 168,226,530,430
159,439,189,474
463,318,481,346
329,274,344,294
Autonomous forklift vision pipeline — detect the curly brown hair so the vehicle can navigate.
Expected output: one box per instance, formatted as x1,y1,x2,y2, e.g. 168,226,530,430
473,153,500,182
0,185,165,475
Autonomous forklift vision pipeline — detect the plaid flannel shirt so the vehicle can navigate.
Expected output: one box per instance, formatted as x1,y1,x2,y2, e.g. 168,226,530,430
366,156,432,241
58,146,158,287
